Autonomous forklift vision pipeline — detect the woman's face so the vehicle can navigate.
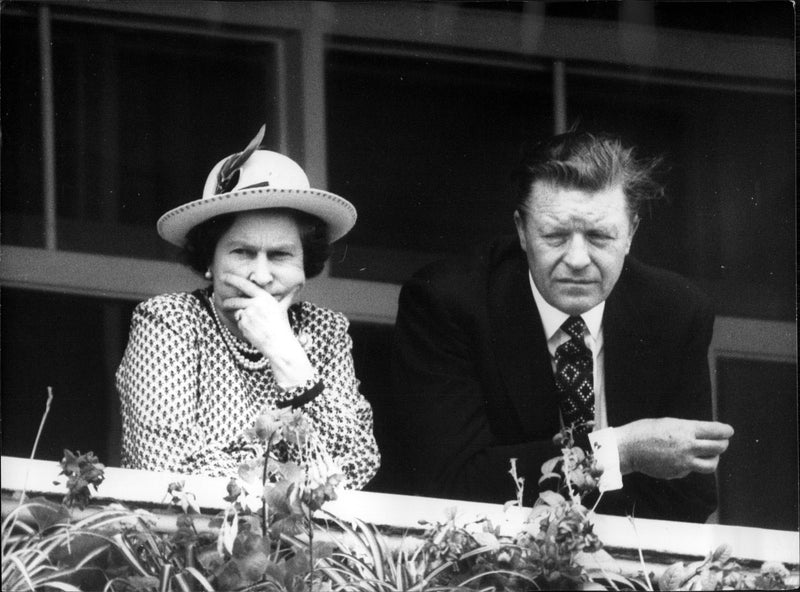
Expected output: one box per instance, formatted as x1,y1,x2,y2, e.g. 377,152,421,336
209,210,306,322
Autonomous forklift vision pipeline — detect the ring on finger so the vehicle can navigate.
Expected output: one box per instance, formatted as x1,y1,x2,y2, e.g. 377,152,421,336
235,310,244,322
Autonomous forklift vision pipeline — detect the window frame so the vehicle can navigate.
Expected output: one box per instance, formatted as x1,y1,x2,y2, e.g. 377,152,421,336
0,1,794,328
1,2,796,520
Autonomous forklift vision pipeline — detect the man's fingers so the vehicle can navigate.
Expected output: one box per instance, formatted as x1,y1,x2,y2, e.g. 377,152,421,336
693,439,730,458
693,421,734,440
690,456,721,474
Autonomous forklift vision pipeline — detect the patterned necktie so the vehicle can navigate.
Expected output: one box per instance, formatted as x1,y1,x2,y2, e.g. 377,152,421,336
554,316,595,436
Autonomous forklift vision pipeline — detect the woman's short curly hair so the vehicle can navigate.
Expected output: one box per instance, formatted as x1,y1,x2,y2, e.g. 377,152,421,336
180,208,331,279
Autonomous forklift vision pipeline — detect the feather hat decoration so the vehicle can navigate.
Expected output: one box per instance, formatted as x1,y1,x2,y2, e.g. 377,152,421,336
215,124,266,195
157,125,356,247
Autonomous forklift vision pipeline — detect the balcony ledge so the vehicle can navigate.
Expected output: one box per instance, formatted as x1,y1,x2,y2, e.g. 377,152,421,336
2,455,797,573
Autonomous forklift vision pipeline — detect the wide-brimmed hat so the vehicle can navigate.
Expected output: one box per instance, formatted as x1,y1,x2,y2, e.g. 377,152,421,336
157,127,356,247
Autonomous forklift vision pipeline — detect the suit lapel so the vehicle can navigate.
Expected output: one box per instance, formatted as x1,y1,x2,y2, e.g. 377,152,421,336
487,253,560,436
603,262,656,426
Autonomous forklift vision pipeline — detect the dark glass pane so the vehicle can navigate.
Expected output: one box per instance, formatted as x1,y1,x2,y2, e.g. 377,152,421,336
651,1,793,38
567,75,795,320
1,12,45,247
326,49,553,283
0,291,394,470
491,1,793,38
349,321,398,493
48,20,279,259
0,288,137,466
717,357,798,530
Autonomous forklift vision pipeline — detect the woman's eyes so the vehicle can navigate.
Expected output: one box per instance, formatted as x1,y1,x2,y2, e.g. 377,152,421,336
231,248,294,259
271,250,296,259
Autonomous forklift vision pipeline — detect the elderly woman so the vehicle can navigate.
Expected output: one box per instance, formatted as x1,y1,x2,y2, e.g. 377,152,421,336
116,128,380,489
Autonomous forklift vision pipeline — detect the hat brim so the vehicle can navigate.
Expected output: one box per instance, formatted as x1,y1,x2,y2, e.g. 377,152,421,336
157,187,357,247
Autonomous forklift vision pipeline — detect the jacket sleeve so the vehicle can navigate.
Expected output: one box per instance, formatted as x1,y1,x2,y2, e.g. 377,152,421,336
598,297,718,523
385,274,561,505
300,313,381,490
116,300,240,476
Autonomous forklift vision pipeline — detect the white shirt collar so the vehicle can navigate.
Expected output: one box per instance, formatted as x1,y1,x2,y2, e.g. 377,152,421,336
528,272,605,341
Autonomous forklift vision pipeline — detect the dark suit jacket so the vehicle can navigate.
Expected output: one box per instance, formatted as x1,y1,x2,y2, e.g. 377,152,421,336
377,236,717,523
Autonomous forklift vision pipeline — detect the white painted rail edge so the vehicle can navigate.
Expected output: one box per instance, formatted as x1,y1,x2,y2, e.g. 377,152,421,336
3,456,797,566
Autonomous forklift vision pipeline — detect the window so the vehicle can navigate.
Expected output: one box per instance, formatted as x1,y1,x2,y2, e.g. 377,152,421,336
567,71,795,320
2,10,282,260
326,47,553,283
0,2,795,531
0,288,135,465
1,12,43,247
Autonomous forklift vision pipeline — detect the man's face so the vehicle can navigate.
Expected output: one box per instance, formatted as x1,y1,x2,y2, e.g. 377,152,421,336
514,180,638,316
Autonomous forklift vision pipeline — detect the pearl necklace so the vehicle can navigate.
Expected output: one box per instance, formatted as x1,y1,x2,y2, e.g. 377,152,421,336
208,297,271,372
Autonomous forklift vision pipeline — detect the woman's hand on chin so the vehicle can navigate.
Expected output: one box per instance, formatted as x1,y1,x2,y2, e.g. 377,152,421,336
220,272,298,351
220,274,313,385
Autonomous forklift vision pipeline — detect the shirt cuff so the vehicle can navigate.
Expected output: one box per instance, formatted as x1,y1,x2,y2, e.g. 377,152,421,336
275,376,324,409
276,379,325,410
589,427,623,492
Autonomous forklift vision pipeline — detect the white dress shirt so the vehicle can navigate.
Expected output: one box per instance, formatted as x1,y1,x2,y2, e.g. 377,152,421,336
528,274,623,492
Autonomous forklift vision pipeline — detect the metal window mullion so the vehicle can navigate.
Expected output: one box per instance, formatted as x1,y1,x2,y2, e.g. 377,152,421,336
38,5,57,250
302,5,329,185
325,39,551,74
565,63,793,96
51,11,286,46
301,4,331,278
552,59,567,135
329,38,791,98
274,39,289,154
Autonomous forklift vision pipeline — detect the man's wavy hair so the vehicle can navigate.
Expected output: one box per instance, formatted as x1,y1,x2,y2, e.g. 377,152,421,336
181,208,331,279
512,131,666,220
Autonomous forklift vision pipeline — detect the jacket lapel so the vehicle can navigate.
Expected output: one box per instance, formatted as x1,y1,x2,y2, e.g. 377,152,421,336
487,252,560,436
603,261,655,426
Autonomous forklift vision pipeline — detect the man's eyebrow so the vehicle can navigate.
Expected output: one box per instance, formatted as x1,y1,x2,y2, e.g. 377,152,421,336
536,214,568,229
587,221,615,231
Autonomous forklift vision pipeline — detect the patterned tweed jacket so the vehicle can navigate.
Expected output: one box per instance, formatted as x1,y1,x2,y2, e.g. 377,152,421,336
116,289,380,489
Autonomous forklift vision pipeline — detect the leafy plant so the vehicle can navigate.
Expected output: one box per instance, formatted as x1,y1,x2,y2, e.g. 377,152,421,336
57,450,106,510
1,409,795,591
308,508,521,592
104,407,346,592
538,427,605,506
495,427,644,590
3,497,107,592
1,490,205,591
657,544,792,591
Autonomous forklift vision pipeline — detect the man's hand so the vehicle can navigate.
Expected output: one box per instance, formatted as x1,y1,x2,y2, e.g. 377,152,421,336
616,418,733,479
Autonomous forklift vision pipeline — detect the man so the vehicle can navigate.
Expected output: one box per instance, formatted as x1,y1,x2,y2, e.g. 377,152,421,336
379,131,733,523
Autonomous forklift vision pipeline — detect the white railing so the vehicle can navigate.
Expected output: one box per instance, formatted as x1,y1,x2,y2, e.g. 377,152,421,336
2,455,798,569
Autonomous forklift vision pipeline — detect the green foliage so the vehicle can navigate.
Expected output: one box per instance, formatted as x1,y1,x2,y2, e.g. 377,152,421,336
57,449,106,510
1,499,162,592
540,428,604,504
309,509,510,592
657,545,792,591
2,425,795,591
